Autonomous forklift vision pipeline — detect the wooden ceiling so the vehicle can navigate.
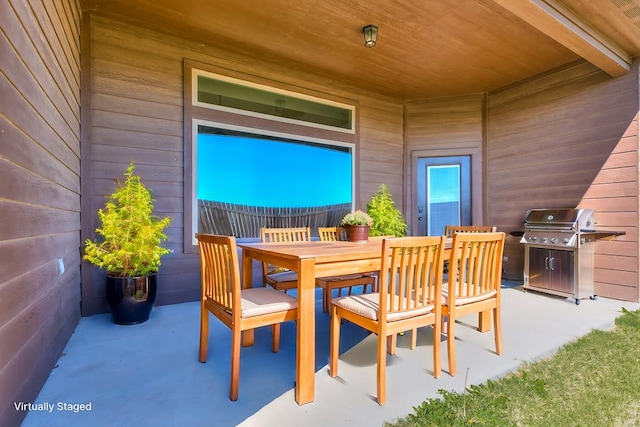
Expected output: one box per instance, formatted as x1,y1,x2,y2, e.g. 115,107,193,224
82,0,640,101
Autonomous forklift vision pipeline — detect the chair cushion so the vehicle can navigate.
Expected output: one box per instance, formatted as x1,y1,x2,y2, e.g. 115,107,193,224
266,270,298,283
317,273,366,282
240,288,297,318
333,293,434,322
442,283,497,306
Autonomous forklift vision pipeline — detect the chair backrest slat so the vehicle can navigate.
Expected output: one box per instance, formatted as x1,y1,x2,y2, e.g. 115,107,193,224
196,234,240,313
261,227,311,243
379,236,445,320
448,232,505,298
444,225,497,237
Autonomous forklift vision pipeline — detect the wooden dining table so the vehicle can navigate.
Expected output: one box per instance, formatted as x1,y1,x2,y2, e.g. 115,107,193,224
238,239,386,404
237,236,493,406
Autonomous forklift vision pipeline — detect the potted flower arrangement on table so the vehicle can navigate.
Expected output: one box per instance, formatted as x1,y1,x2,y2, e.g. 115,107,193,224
83,162,172,325
340,209,373,242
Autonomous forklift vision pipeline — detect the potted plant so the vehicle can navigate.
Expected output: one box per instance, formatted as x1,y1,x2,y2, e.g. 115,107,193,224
84,162,172,325
340,209,373,242
367,184,408,237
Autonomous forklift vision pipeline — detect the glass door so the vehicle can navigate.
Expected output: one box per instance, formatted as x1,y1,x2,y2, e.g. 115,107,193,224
416,156,471,236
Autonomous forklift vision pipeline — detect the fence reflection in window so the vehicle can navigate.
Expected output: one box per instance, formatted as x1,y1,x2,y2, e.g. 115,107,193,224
196,125,354,238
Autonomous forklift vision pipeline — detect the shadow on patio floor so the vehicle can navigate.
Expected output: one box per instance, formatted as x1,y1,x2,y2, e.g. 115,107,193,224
21,285,639,427
20,287,369,427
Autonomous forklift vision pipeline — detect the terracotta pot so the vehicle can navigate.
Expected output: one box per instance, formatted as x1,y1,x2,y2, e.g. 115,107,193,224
344,225,370,242
106,274,157,325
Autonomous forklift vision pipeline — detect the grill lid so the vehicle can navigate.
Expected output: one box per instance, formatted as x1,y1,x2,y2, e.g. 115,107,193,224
520,208,624,246
523,208,595,231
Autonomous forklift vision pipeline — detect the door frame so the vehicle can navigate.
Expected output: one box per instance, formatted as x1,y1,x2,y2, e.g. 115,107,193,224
409,148,484,236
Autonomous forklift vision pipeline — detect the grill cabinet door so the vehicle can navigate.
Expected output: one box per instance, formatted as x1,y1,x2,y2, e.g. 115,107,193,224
548,249,574,295
528,247,550,290
527,247,575,296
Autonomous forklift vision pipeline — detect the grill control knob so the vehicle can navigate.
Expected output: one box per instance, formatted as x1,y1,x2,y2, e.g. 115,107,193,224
542,237,548,243
550,237,558,244
563,237,570,244
531,236,537,241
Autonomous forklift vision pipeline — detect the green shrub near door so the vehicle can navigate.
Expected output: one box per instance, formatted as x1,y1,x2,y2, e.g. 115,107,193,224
367,184,408,237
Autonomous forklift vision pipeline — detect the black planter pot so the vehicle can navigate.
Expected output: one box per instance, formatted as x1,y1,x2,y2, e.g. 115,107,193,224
106,274,157,325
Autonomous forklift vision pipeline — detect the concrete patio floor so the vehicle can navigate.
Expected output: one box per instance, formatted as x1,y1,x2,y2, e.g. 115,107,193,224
21,284,640,427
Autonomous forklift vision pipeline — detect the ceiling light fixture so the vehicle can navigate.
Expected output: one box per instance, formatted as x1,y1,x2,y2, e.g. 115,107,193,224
362,25,378,48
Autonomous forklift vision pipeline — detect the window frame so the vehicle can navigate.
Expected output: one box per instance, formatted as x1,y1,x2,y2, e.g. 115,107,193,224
183,59,360,253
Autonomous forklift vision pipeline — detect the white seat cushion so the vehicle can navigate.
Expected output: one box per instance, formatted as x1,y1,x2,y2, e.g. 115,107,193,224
240,287,297,318
442,283,497,306
333,293,434,322
266,270,298,283
317,273,366,282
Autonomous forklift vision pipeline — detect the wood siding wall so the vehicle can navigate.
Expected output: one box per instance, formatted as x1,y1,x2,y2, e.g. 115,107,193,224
487,60,640,302
359,100,405,206
404,95,486,235
403,63,640,293
0,1,82,426
82,16,404,315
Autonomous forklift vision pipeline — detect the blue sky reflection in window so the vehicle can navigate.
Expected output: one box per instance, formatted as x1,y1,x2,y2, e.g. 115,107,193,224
197,128,353,207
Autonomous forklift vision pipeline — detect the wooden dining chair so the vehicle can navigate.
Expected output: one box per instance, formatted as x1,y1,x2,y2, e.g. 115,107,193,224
196,234,298,401
443,231,505,376
318,226,346,242
315,227,376,313
329,236,446,405
443,225,497,274
260,227,311,292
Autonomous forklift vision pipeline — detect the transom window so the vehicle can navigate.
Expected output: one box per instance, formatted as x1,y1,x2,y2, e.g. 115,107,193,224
193,69,355,133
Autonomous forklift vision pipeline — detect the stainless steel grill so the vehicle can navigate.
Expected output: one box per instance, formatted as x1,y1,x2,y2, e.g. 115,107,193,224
519,208,622,305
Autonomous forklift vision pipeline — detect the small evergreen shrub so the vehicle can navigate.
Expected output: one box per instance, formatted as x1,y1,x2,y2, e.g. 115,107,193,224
367,184,408,237
84,162,172,277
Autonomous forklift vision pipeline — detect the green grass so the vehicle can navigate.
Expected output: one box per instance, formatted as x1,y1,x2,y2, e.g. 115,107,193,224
385,308,640,427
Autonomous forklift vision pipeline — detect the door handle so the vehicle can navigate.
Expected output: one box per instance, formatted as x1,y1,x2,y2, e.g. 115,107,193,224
549,257,555,270
545,256,549,270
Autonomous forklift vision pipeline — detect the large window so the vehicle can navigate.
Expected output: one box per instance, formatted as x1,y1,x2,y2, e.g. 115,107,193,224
196,124,353,206
191,121,354,242
184,62,359,250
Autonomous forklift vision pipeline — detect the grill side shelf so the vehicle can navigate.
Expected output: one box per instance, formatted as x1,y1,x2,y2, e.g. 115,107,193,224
582,230,625,240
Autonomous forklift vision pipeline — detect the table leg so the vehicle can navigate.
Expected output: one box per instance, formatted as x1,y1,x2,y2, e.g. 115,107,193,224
241,249,255,347
295,257,315,405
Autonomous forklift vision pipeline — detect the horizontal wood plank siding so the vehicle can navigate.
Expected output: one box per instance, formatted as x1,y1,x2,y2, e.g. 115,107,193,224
0,0,82,425
487,60,639,301
83,16,404,314
404,95,485,235
358,100,405,209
